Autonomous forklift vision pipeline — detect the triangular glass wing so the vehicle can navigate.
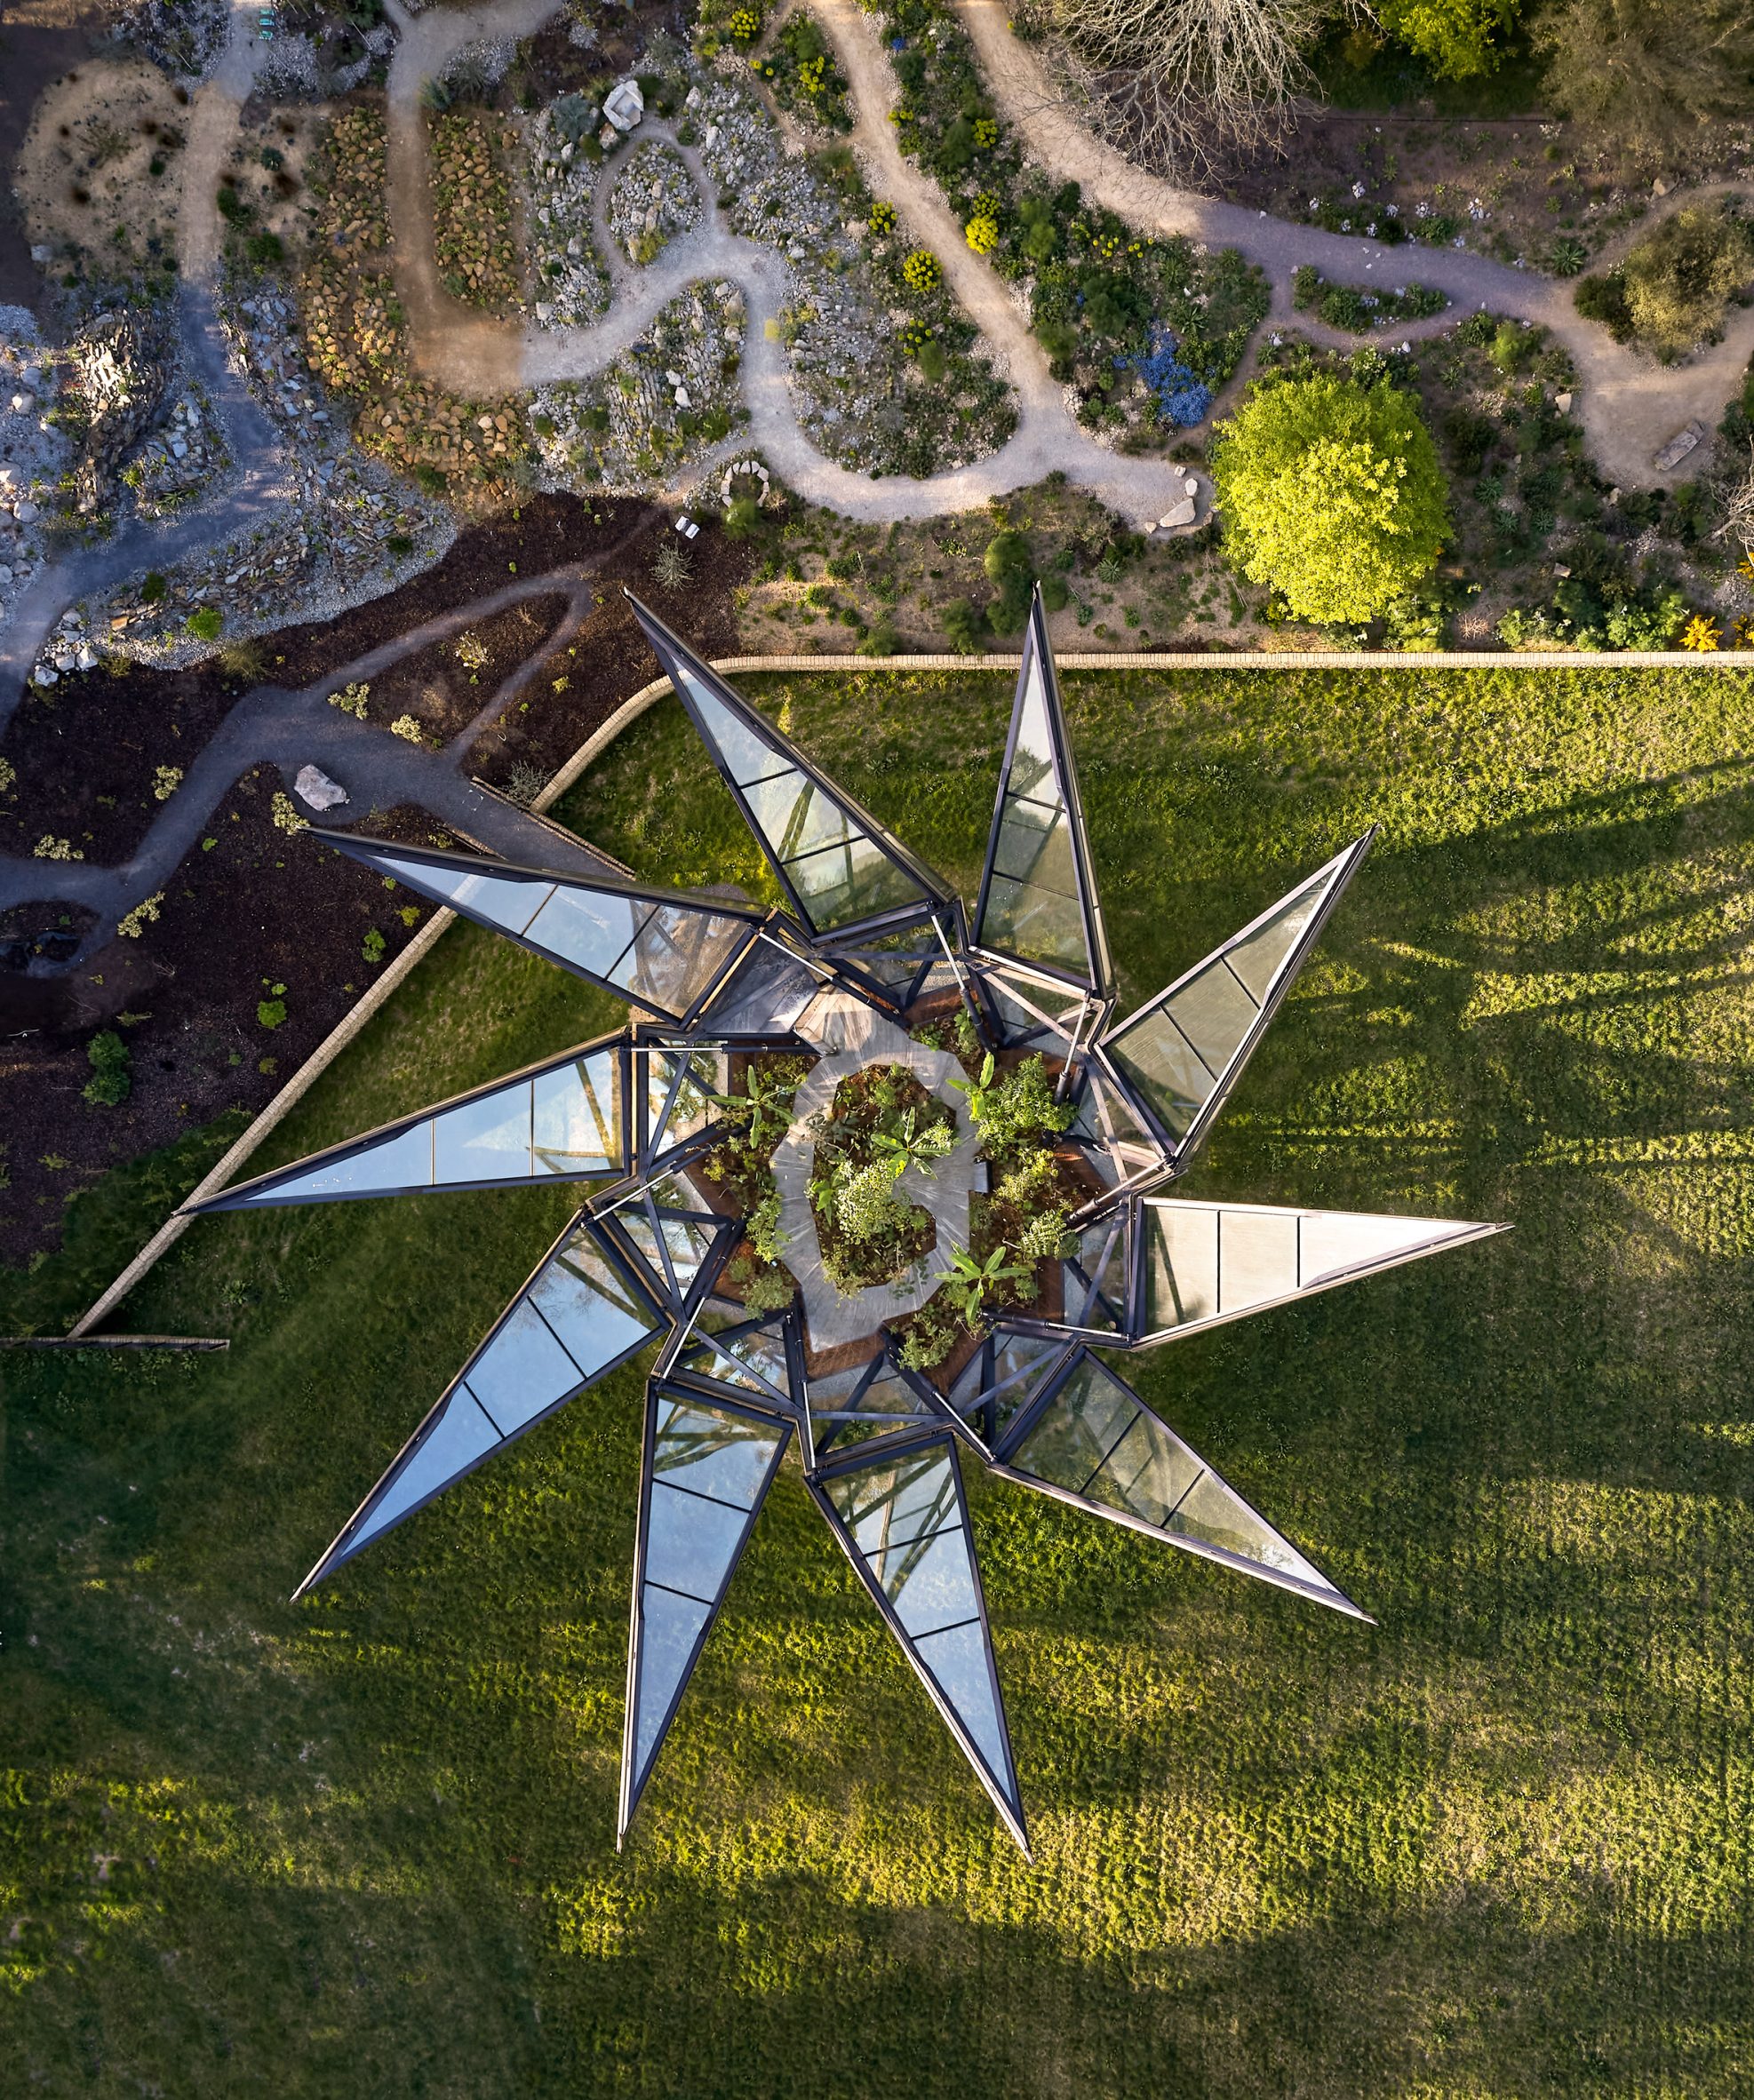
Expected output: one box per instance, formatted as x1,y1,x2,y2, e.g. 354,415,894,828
992,1350,1366,1619
673,1311,801,1416
700,935,826,1034
187,1039,627,1213
293,1218,662,1595
312,831,759,1023
1100,832,1374,1161
626,595,950,936
973,592,1112,992
619,1386,791,1839
946,1329,1075,1455
1139,1198,1507,1346
642,1046,726,1165
809,1434,1027,1849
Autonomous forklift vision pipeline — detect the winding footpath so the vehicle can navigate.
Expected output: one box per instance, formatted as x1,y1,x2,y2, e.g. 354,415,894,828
6,0,1754,944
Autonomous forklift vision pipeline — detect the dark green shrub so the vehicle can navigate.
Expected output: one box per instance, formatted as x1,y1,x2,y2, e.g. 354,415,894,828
83,1030,131,1107
942,598,985,653
1574,272,1634,341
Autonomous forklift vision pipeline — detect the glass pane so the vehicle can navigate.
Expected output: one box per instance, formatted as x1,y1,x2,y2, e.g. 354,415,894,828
1217,1209,1301,1312
1144,1204,1219,1330
649,1054,721,1156
433,1086,530,1184
992,799,1075,892
1082,1412,1203,1528
872,1523,977,1636
375,854,550,938
1226,885,1326,1004
1108,1014,1211,1138
1010,1360,1137,1496
237,1121,435,1202
645,1481,751,1602
1298,1209,1454,1282
352,1388,499,1551
532,1053,620,1174
989,1333,1065,1438
703,942,821,1032
826,1446,959,1552
1168,1469,1320,1580
633,1586,713,1778
784,834,922,930
533,1237,656,1380
1008,656,1057,802
984,873,1088,974
745,768,851,862
463,1300,581,1433
521,886,649,981
1164,961,1259,1074
913,1619,1009,1782
613,904,745,1016
654,1398,782,1508
680,672,788,786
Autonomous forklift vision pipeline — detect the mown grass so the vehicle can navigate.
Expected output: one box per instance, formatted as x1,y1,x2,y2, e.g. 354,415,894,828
6,663,1754,2095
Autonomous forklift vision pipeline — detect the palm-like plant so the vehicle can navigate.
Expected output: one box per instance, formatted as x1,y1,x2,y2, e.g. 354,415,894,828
948,1049,996,1120
871,1106,953,1180
935,1243,1032,1329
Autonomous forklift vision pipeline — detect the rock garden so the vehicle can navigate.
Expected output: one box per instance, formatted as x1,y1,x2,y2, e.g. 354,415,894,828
428,106,524,315
530,279,745,488
606,140,702,266
525,93,612,328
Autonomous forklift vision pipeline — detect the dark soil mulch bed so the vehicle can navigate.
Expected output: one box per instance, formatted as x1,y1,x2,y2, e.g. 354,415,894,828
357,593,570,746
0,494,753,1272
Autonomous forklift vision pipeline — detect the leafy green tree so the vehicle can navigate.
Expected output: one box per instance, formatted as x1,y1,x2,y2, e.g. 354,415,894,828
1211,374,1451,625
1376,0,1519,79
83,1030,132,1108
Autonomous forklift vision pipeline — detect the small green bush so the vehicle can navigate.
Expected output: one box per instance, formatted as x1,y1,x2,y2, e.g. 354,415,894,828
83,1030,132,1108
942,598,986,654
185,607,222,642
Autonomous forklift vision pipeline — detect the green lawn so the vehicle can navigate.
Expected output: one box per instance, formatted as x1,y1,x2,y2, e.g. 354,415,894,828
6,664,1754,2095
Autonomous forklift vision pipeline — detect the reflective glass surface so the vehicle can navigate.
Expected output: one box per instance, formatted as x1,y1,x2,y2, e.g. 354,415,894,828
680,672,785,787
646,1480,751,1599
615,904,745,1016
784,833,923,930
234,1121,435,1203
531,1053,621,1174
349,1388,499,1553
1226,884,1326,1003
977,649,1097,980
1009,1358,1136,1495
653,1397,781,1507
633,1586,713,1778
432,1089,531,1185
871,1523,978,1635
913,1619,1010,1783
462,1299,580,1433
826,1445,960,1552
1168,1470,1320,1580
533,1234,657,1371
522,886,646,981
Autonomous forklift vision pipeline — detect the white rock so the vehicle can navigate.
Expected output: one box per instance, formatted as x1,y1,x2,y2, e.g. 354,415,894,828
29,244,52,264
602,77,644,132
33,664,58,686
76,645,98,671
0,566,12,585
295,764,348,811
1556,391,1573,413
1183,475,1199,496
535,302,554,325
10,393,35,415
674,385,691,407
1158,497,1198,529
15,499,38,523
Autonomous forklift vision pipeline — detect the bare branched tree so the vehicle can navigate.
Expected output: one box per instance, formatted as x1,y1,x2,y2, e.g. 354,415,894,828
1038,0,1358,181
1711,440,1754,556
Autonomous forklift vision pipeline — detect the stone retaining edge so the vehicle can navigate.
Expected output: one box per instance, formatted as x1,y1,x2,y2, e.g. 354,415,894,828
58,642,1750,1339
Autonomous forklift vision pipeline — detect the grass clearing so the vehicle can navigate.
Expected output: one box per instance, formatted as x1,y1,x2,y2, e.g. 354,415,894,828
6,663,1754,2093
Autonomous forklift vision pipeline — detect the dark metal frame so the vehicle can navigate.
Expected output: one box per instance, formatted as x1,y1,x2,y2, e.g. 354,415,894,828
185,1031,635,1215
970,588,1115,998
311,827,768,1027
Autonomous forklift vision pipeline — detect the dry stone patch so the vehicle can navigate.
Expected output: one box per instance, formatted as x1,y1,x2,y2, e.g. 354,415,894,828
530,282,745,490
524,99,612,330
607,142,701,267
0,311,72,625
429,108,522,314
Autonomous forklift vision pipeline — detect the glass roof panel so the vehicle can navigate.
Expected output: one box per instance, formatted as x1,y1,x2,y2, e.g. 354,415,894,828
369,852,552,938
1105,1016,1211,1138
340,1387,500,1561
653,1396,784,1506
632,1587,713,1781
521,886,648,980
223,1120,436,1205
702,940,822,1032
531,1052,621,1174
782,834,926,931
463,1300,585,1436
647,1481,753,1600
677,671,790,786
813,1438,1023,1832
431,1088,530,1186
1167,1470,1329,1586
611,903,747,1016
1225,886,1327,1004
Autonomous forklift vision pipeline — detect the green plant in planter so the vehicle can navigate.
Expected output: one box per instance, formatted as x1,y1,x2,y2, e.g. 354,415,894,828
871,1105,954,1177
936,1243,1032,1329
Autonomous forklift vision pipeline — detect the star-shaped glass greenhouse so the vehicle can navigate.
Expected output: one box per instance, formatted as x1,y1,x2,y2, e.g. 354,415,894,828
190,593,1504,1855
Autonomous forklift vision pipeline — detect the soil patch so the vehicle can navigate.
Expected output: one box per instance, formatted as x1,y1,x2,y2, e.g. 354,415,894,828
0,654,245,865
357,593,570,745
0,3,124,312
0,787,440,1272
0,494,754,1270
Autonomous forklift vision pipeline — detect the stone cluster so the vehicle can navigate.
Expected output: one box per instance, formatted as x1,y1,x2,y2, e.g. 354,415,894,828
0,313,70,623
31,609,100,686
124,383,229,520
530,281,745,489
525,100,612,330
606,143,701,266
61,308,172,517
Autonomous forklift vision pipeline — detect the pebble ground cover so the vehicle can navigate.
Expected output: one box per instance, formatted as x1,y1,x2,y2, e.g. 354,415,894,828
6,663,1754,2094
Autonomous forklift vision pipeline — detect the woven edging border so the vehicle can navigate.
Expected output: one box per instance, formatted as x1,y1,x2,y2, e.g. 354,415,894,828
59,640,1750,1338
